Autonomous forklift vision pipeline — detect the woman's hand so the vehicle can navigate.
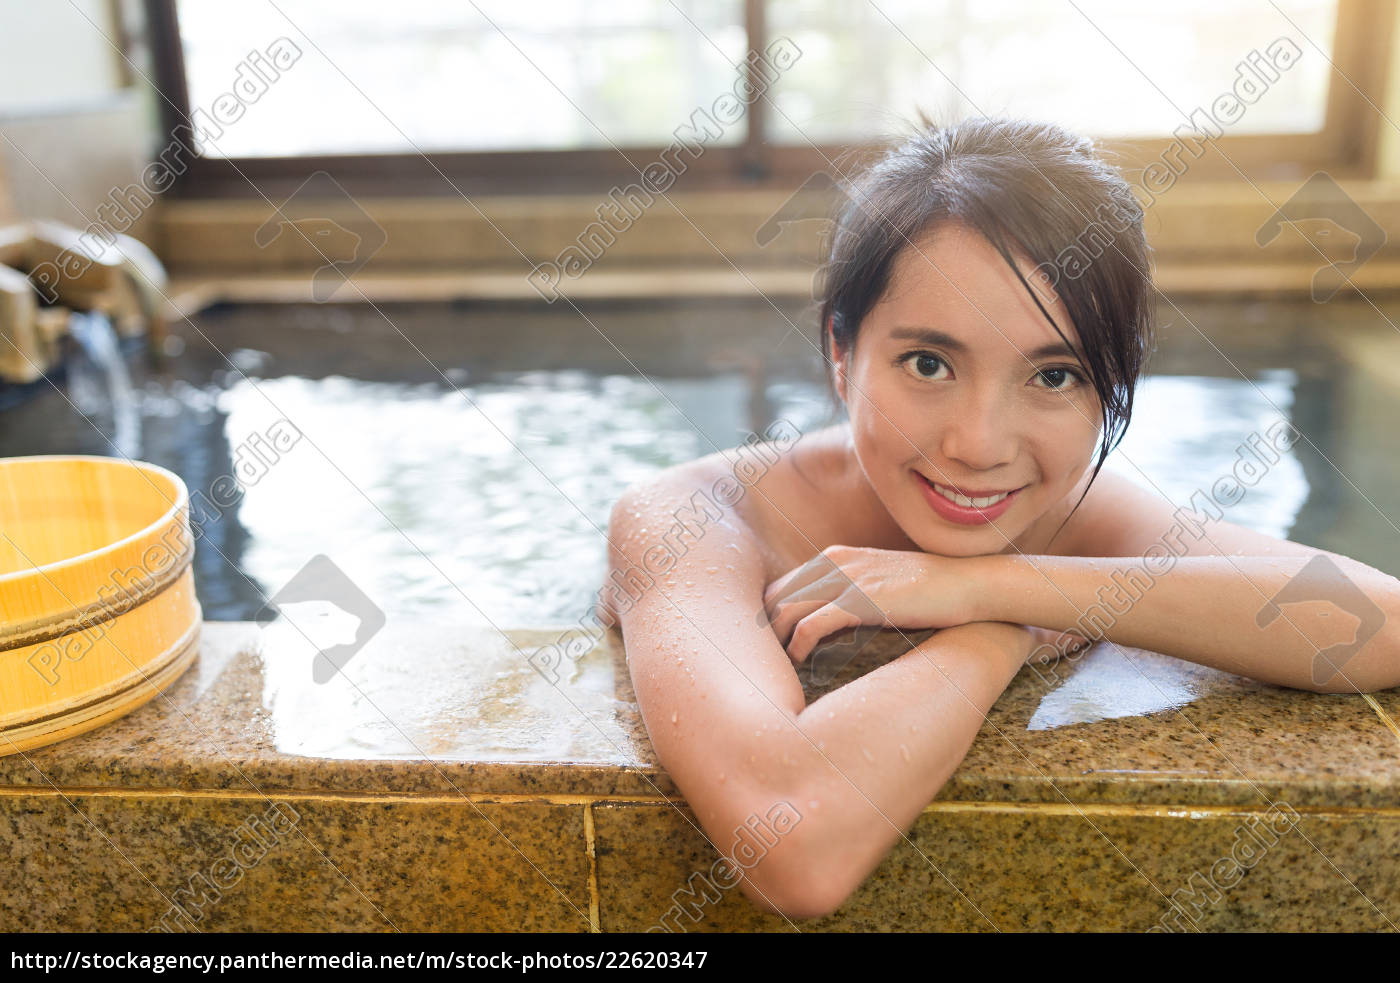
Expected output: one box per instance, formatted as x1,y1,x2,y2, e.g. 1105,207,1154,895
760,545,979,665
1022,625,1093,664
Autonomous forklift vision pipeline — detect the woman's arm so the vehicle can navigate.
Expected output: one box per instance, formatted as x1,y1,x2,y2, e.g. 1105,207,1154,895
965,471,1400,693
966,550,1400,693
604,471,1034,922
778,618,1031,917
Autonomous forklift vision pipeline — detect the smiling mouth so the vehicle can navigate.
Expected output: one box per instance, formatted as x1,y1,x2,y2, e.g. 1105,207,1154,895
916,474,1025,508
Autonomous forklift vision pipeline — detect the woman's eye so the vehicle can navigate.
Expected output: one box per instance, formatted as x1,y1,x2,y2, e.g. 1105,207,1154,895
1033,367,1081,390
901,353,948,380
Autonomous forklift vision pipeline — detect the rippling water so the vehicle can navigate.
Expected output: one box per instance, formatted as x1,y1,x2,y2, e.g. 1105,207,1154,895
217,368,835,625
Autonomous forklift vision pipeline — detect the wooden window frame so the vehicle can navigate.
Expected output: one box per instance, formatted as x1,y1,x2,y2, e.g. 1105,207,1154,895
148,0,1393,199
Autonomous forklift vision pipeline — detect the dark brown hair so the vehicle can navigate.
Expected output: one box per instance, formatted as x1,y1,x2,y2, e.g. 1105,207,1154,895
816,113,1157,543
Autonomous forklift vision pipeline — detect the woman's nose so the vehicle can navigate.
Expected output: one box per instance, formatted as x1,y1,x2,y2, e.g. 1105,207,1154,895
940,389,1017,472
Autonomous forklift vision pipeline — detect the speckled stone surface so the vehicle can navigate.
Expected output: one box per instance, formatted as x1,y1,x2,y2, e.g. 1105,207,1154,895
594,801,1400,932
1,621,1397,931
943,644,1400,808
0,791,592,932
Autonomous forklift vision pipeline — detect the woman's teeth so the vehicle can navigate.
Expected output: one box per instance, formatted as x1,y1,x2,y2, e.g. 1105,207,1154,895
932,482,1012,508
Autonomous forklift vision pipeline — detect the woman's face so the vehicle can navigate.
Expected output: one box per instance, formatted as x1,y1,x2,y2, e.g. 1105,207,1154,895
833,221,1104,557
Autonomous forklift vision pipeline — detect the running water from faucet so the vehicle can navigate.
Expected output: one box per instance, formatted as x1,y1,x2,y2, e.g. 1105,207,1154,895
67,310,141,459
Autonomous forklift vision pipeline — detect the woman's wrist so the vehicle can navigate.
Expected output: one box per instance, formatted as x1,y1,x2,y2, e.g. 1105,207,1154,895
971,621,1041,679
919,620,1033,681
957,554,1017,624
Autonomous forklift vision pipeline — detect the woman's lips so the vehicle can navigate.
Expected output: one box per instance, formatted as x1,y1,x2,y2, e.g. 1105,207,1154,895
914,470,1023,525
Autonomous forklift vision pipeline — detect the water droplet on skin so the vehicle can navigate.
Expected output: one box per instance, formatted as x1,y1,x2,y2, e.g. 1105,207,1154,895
705,567,718,574
671,711,679,724
718,773,726,783
754,731,761,738
827,711,835,719
900,744,911,761
862,747,874,762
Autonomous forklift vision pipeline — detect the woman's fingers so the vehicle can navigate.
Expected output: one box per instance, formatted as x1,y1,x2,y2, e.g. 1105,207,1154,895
765,574,884,646
764,595,828,644
763,551,849,608
1025,626,1093,663
1058,629,1091,654
763,566,851,641
786,604,872,666
768,574,842,614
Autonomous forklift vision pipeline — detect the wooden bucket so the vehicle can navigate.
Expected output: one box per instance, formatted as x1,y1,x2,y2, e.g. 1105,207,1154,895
0,456,202,756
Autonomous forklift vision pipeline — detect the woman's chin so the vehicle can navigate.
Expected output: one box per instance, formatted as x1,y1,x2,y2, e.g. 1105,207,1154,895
904,508,1031,557
906,528,1010,559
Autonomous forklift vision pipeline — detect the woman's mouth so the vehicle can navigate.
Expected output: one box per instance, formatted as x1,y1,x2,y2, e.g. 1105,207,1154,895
913,471,1024,525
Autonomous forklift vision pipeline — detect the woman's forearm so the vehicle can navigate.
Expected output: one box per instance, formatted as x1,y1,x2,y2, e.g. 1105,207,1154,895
967,552,1400,693
774,620,1028,910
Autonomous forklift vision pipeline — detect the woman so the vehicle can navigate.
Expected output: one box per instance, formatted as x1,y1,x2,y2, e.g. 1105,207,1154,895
596,116,1400,922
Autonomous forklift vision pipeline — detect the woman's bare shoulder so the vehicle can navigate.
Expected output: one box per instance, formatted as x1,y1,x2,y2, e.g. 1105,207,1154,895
609,424,827,575
600,442,807,713
608,453,780,576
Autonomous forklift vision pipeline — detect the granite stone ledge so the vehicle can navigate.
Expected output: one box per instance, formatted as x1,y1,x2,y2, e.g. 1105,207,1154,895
1,622,1397,812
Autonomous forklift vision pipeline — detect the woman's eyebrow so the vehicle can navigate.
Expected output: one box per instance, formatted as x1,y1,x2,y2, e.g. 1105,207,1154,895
889,326,1080,360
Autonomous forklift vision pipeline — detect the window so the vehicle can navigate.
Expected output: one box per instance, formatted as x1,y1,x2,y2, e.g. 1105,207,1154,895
175,0,748,156
765,0,1338,142
152,0,1389,196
